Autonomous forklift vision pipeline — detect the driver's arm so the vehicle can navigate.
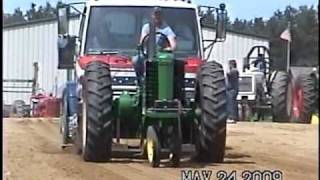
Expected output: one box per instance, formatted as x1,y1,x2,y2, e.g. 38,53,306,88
166,26,177,50
139,24,149,44
167,36,177,50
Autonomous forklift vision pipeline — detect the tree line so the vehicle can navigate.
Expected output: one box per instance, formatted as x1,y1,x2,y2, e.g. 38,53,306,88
3,2,63,24
3,2,319,67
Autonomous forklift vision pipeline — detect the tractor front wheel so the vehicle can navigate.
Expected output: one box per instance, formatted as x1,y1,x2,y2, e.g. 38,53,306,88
146,126,161,167
76,61,113,162
195,61,227,163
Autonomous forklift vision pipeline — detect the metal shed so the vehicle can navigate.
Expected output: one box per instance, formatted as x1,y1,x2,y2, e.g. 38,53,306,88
3,18,269,105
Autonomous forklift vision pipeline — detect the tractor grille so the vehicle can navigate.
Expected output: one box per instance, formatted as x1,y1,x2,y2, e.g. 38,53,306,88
184,73,196,103
111,69,138,99
145,60,190,107
109,63,195,106
184,78,196,88
184,78,195,100
239,76,253,93
173,60,186,105
112,77,136,86
145,61,158,107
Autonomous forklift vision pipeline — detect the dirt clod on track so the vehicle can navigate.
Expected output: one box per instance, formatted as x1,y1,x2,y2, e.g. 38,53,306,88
3,118,318,180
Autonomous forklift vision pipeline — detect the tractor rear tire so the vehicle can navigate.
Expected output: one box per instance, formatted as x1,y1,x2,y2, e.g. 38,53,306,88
2,103,10,118
79,61,113,162
167,125,181,167
270,71,292,122
195,61,227,163
291,74,317,123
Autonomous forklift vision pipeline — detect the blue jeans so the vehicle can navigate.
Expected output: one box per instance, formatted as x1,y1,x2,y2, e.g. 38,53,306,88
132,53,146,84
227,89,239,120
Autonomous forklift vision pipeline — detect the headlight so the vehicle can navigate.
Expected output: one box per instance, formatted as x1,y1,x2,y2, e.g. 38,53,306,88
112,77,137,85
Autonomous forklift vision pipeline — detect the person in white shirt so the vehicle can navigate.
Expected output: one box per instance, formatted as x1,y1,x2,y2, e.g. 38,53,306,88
132,7,177,84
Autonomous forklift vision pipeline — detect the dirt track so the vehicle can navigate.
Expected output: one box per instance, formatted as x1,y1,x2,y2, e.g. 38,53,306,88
3,118,318,180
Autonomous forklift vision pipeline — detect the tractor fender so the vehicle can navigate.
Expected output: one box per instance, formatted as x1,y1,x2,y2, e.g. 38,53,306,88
75,61,85,80
268,71,278,86
310,70,319,90
266,71,277,92
311,71,319,81
62,81,79,115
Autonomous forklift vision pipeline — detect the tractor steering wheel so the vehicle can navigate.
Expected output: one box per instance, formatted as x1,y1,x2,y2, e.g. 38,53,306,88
250,59,270,66
139,32,170,58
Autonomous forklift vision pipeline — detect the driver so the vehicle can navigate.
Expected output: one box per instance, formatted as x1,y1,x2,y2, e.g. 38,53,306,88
254,53,267,74
132,7,177,84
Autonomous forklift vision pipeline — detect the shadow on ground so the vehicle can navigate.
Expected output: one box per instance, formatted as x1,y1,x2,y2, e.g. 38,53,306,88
56,145,255,168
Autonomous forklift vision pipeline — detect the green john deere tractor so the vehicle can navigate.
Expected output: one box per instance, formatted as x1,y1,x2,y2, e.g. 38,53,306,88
57,1,228,167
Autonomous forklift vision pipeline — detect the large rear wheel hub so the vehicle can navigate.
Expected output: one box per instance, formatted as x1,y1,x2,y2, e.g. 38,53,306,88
293,88,303,119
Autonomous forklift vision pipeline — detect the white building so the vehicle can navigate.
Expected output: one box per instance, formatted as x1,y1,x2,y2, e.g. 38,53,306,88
3,17,269,105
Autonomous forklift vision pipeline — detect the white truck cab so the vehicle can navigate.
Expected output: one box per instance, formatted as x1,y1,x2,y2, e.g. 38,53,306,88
57,0,227,100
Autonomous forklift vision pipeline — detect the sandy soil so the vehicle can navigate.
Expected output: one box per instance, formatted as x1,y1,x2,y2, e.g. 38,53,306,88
3,118,318,180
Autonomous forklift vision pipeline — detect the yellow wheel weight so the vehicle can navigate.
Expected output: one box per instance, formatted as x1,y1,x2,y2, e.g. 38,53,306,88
311,114,319,124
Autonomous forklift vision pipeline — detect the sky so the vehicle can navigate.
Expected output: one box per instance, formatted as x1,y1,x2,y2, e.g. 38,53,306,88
3,0,318,21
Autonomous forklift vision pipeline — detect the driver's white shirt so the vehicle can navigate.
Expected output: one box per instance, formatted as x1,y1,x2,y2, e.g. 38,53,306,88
141,22,176,41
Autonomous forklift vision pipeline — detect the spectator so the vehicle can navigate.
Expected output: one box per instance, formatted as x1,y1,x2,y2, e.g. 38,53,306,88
226,59,239,123
254,53,267,75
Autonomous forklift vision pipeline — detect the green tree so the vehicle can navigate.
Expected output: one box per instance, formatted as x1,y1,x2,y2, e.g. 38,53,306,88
252,17,266,35
4,8,26,24
292,5,318,66
4,1,68,25
26,3,37,20
44,2,56,18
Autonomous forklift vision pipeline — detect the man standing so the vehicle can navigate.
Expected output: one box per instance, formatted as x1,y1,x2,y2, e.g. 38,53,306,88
226,59,239,123
132,7,177,84
254,53,267,75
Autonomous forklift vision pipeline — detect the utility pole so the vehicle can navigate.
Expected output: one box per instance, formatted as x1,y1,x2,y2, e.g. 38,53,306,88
286,21,291,72
280,21,292,72
32,62,39,95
